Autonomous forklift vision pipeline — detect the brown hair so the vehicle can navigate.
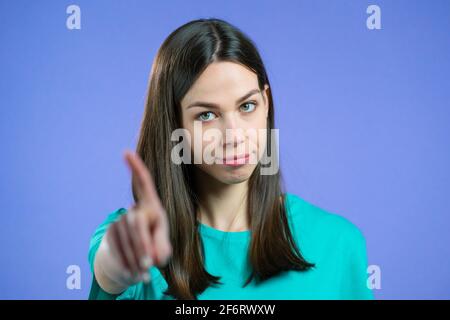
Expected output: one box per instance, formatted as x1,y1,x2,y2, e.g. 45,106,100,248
133,18,315,299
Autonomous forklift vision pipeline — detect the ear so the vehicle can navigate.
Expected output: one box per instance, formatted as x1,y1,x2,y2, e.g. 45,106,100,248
262,84,270,118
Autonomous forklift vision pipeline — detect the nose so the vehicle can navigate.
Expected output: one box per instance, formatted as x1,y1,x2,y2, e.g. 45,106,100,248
222,113,245,148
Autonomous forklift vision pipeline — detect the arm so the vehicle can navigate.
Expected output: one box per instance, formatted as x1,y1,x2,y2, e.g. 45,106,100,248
88,208,131,299
94,227,136,294
88,150,173,299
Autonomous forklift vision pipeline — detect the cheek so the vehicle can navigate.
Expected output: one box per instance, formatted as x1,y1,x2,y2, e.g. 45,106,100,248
180,113,192,141
185,124,223,164
246,107,268,130
246,112,268,158
257,107,269,127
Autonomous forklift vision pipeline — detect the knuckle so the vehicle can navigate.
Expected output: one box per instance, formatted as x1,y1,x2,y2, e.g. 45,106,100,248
126,211,136,226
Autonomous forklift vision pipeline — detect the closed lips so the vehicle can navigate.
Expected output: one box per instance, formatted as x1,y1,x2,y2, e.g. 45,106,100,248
222,154,249,161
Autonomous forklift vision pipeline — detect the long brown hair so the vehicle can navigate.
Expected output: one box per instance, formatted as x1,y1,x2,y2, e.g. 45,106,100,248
132,18,315,299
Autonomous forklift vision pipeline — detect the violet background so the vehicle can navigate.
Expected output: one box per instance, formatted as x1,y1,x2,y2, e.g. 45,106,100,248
1,0,449,299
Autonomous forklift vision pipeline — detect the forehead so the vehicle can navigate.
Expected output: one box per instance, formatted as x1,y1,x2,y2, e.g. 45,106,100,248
181,61,259,107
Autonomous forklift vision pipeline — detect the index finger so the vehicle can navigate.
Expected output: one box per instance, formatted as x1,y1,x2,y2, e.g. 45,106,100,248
123,150,163,209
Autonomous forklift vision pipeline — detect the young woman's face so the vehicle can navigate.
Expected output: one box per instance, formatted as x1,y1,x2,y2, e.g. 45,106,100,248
180,61,269,185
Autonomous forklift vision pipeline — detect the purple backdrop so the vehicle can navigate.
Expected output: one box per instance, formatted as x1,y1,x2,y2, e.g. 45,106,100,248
1,0,449,299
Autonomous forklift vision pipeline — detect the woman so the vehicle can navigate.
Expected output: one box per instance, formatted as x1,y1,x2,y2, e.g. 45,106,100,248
88,18,374,300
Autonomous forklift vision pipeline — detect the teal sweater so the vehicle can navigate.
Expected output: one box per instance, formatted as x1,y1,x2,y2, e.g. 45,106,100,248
88,193,374,300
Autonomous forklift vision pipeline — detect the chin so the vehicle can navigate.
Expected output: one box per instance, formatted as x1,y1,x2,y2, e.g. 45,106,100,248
200,163,257,185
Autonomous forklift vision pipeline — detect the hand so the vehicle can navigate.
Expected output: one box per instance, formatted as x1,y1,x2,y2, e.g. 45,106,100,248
102,150,173,285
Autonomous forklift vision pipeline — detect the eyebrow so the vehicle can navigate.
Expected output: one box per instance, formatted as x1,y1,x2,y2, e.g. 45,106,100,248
186,88,261,110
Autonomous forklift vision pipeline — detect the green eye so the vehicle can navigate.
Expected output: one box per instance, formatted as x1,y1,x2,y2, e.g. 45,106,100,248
240,102,256,113
198,111,216,122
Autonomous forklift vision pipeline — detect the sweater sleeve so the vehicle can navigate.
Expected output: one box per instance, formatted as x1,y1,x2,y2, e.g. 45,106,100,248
339,225,374,300
87,208,159,300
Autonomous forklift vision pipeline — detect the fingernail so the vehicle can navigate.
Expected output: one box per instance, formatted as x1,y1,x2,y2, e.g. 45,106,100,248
141,272,151,284
140,255,153,269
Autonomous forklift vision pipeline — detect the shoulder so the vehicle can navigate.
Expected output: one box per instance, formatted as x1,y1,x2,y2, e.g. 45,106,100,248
284,192,366,248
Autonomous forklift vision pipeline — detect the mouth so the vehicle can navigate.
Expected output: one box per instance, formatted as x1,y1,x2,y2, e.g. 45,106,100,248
220,153,250,166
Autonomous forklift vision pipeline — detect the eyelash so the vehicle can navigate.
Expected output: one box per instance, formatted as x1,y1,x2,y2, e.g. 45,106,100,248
196,101,258,122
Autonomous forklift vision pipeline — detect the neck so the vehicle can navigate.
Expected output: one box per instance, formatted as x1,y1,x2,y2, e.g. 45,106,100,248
194,169,249,232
